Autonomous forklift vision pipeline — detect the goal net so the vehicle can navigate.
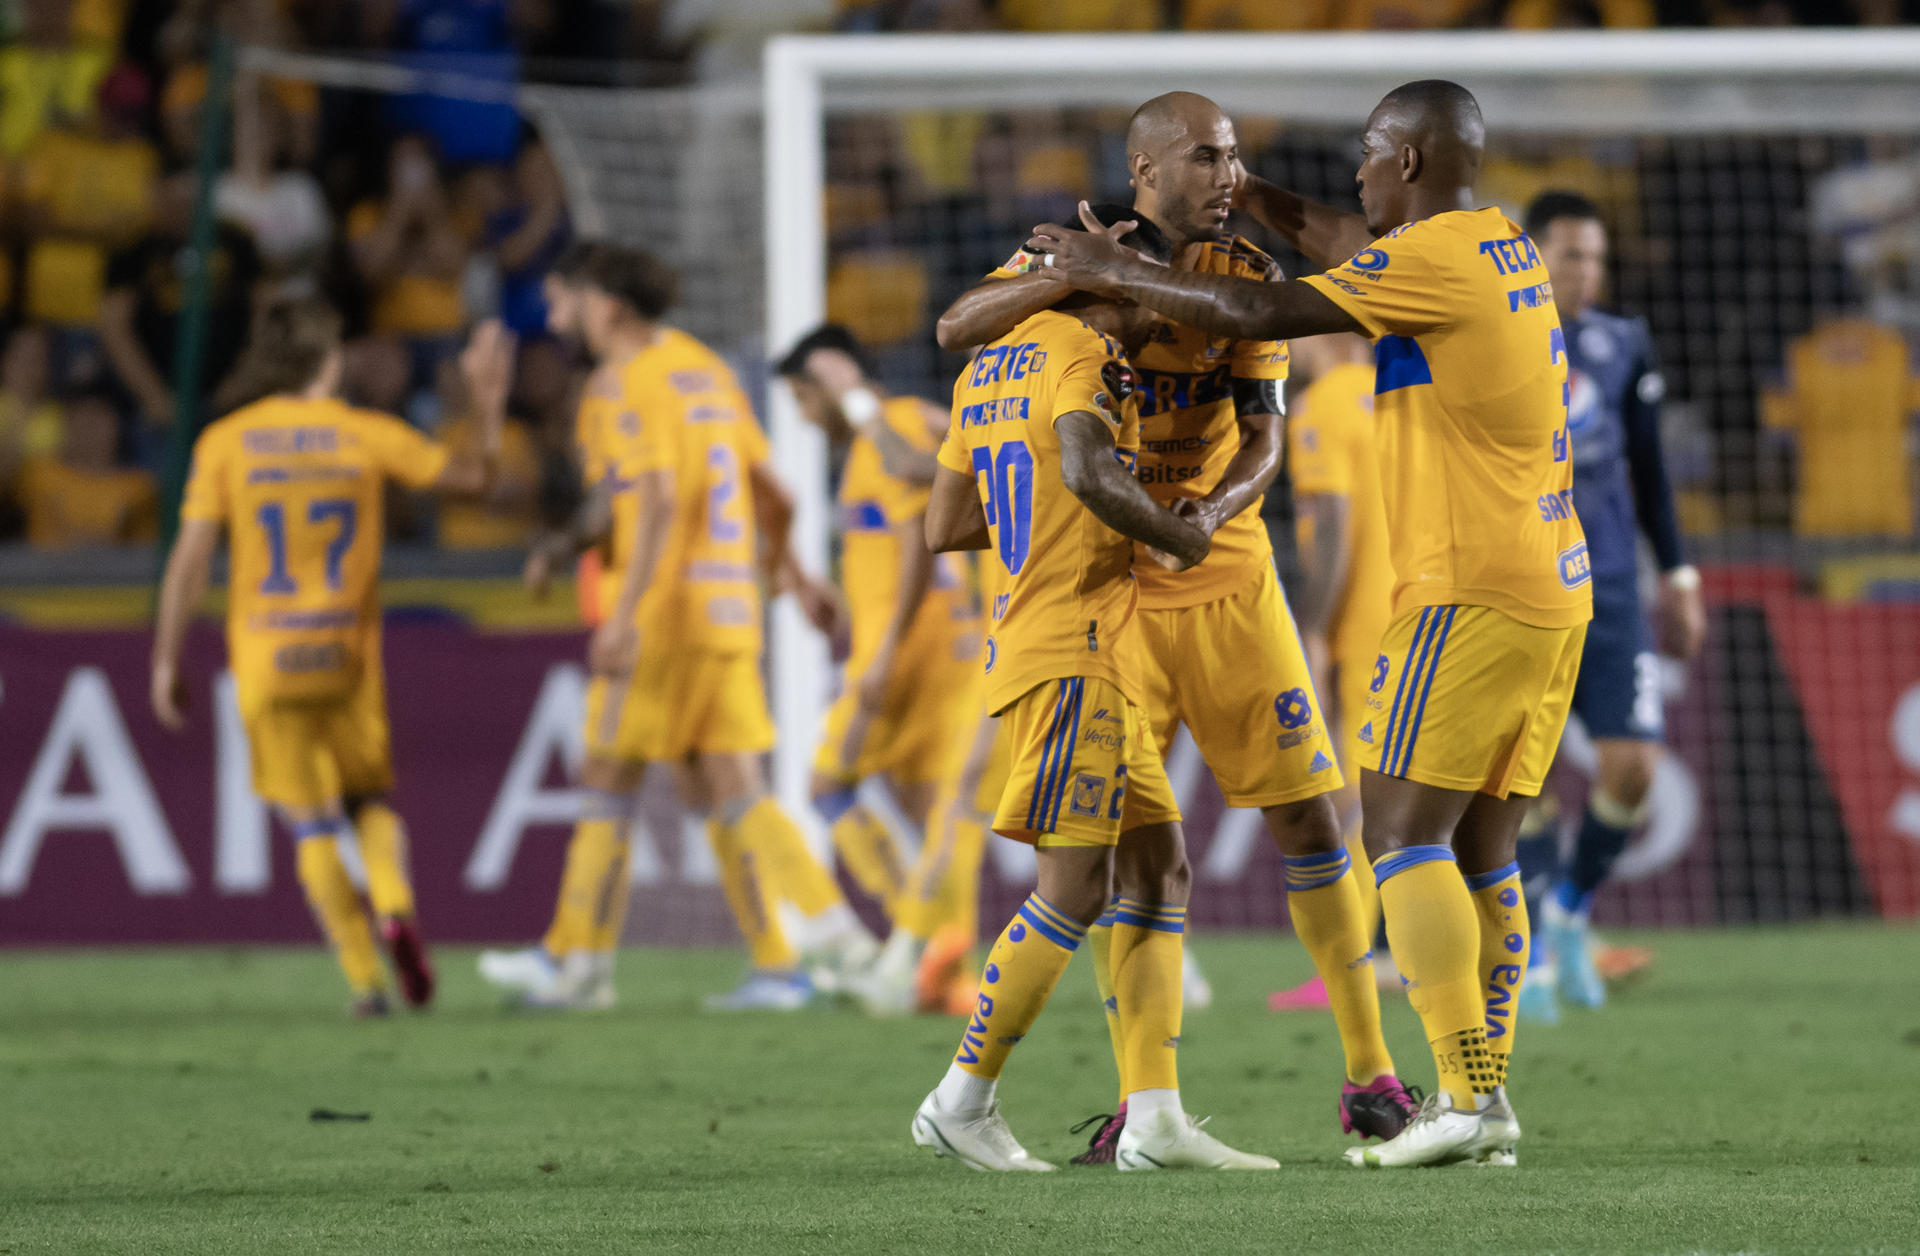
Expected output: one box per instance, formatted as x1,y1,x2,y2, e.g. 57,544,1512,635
768,29,1920,930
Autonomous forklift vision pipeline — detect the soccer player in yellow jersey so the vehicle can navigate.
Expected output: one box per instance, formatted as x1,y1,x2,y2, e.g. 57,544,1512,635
938,93,1409,1160
911,207,1275,1174
1032,79,1594,1168
151,300,513,1015
1270,334,1397,1011
481,244,873,1012
775,325,992,1012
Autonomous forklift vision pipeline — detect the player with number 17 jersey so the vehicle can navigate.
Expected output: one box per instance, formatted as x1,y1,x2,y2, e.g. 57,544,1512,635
1300,208,1592,797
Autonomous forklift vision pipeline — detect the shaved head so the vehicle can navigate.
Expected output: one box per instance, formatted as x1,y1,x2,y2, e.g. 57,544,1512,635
1126,91,1229,162
1124,91,1241,246
1354,79,1485,237
1373,79,1485,180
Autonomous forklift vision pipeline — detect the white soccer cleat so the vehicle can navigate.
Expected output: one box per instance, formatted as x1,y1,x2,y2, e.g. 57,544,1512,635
1181,947,1214,1013
1470,1086,1521,1167
478,946,559,993
702,968,814,1012
848,957,917,1017
912,1091,1056,1172
804,925,881,996
1116,1110,1279,1171
516,951,617,1011
1344,1091,1490,1168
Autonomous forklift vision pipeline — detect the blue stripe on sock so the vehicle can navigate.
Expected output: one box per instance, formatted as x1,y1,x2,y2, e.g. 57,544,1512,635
1046,679,1084,831
1095,893,1120,927
1111,910,1186,933
1464,860,1521,893
1373,843,1456,886
1392,605,1457,776
1026,683,1071,829
1025,893,1081,935
290,819,340,841
1016,899,1085,950
1284,848,1352,891
1378,609,1436,777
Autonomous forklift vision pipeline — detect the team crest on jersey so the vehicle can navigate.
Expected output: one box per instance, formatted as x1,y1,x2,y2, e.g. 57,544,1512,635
1100,359,1136,404
1069,774,1107,818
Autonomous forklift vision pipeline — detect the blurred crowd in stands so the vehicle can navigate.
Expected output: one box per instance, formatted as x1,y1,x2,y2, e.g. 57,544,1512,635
0,0,1913,552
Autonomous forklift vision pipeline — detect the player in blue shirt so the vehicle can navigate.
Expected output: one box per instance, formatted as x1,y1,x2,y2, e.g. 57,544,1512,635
1516,191,1706,1020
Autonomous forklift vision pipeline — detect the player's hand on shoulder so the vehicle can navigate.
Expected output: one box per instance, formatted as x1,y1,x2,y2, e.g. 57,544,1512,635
1025,202,1142,297
150,662,189,732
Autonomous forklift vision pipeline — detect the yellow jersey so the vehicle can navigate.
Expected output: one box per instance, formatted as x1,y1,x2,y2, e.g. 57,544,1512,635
1762,319,1920,537
938,310,1145,714
994,235,1290,608
601,327,769,656
572,361,628,624
180,395,450,702
1301,207,1591,629
1288,361,1393,666
837,396,978,672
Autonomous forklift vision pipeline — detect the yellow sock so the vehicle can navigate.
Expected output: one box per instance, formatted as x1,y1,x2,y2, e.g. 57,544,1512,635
1374,846,1484,1108
1284,848,1395,1084
1346,829,1380,938
1467,860,1528,1089
740,796,843,917
831,805,907,910
295,833,385,995
541,806,622,957
954,893,1085,1080
586,837,633,953
708,818,798,970
1087,896,1126,1107
352,802,415,921
1109,897,1186,1096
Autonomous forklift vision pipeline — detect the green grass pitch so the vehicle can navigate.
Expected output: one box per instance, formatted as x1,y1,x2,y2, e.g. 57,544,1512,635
2,925,1916,1255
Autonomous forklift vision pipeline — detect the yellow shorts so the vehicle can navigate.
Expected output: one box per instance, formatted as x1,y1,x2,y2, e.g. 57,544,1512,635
1357,605,1587,798
241,665,393,812
585,650,775,765
812,633,983,786
991,676,1180,847
1133,565,1344,818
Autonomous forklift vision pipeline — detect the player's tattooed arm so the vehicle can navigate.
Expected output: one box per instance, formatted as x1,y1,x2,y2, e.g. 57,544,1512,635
935,273,1064,352
1232,174,1375,272
1180,377,1286,541
1057,411,1209,571
925,464,991,553
151,518,222,730
1027,208,1364,344
438,320,515,496
523,476,614,599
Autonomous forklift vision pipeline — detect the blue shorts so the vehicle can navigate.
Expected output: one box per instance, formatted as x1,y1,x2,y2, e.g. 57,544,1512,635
1568,577,1662,743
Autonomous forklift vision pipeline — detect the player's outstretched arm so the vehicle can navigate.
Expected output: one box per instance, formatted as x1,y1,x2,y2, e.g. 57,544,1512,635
435,320,515,497
1233,174,1375,272
151,519,221,731
925,464,990,553
935,273,1064,353
1057,411,1208,571
1029,208,1365,344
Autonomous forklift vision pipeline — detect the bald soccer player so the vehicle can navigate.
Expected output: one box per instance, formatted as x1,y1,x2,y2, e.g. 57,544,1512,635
1030,79,1594,1169
938,91,1411,1164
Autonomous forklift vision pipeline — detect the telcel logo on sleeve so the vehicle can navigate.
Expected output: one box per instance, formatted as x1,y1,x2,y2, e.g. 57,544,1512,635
1557,541,1592,589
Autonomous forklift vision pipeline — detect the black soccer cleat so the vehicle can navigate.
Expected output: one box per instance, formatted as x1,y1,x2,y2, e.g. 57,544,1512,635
1341,1076,1422,1141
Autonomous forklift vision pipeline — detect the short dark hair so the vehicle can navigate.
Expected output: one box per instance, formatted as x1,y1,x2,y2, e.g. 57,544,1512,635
578,243,679,320
775,324,875,381
549,238,603,282
1525,190,1602,239
1064,203,1175,265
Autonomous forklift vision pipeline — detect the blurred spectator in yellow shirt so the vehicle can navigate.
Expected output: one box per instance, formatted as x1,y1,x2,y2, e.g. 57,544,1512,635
0,0,113,158
348,134,473,389
16,63,160,329
19,389,156,548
